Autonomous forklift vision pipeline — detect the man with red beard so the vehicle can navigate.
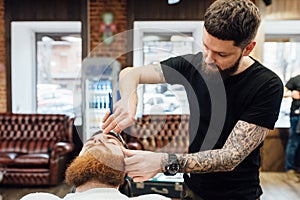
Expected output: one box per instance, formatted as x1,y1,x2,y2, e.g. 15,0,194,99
20,133,170,200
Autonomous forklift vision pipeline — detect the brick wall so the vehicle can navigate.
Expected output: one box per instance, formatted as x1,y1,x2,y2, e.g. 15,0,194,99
88,0,127,68
0,0,6,112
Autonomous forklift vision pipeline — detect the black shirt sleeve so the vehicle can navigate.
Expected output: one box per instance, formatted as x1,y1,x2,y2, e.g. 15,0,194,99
240,76,284,129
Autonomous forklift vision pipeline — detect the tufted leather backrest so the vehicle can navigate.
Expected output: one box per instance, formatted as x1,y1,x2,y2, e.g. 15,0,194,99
127,115,189,153
0,113,75,154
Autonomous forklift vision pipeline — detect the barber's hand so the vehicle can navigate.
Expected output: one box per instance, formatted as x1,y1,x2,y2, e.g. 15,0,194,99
122,148,165,182
291,90,300,100
102,96,137,134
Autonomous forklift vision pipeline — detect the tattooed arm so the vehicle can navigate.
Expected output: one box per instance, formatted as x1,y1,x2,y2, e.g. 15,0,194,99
122,120,269,182
175,120,269,173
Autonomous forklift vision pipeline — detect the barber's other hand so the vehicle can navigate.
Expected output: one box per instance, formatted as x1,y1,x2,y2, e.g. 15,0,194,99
122,148,165,182
291,90,300,100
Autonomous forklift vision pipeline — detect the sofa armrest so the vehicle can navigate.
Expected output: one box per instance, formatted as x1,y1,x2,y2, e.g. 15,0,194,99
49,142,74,185
51,142,74,159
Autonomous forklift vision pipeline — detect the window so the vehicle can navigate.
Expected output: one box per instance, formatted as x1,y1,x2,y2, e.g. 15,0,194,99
133,21,203,115
36,33,82,123
11,22,82,125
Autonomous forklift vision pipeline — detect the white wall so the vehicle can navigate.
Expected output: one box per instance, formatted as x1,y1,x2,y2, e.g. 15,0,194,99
11,23,36,113
264,20,300,35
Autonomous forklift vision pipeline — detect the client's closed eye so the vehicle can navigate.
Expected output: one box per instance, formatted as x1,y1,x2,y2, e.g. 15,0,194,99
107,138,121,146
106,136,123,146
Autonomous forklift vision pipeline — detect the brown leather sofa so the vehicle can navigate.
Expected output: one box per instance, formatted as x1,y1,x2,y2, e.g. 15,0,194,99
124,114,190,153
0,113,76,186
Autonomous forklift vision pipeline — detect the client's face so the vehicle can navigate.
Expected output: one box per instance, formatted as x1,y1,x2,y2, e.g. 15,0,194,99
65,133,125,187
80,133,124,157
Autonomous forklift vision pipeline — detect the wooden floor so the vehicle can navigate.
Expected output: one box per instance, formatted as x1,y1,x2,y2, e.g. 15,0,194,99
0,172,300,200
260,172,300,200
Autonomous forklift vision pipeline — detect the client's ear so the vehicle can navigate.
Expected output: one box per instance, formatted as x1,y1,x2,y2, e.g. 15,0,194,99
127,140,143,150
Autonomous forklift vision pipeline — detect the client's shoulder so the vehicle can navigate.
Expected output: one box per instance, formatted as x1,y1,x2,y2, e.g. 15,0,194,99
20,192,62,200
130,194,171,200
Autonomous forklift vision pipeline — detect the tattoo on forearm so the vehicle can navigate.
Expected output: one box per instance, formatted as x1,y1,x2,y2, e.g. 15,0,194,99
177,121,269,174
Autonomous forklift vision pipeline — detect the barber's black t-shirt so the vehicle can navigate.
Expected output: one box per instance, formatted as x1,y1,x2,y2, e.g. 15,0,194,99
160,52,283,200
285,75,300,116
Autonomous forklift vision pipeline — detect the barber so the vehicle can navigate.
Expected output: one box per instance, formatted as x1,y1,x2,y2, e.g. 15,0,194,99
102,0,283,199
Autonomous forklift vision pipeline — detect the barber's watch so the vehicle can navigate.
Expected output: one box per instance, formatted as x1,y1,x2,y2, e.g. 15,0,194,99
164,153,180,176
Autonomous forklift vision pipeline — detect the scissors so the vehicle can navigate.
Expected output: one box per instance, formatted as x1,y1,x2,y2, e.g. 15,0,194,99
108,93,128,149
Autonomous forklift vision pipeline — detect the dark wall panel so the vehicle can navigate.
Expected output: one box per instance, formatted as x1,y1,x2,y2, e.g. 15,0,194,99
6,0,83,21
130,0,211,22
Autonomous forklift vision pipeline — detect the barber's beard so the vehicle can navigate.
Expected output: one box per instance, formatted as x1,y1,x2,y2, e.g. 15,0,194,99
65,152,125,187
201,55,242,80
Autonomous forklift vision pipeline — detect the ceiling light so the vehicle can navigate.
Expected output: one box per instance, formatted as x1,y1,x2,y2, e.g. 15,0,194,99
168,0,180,5
41,36,54,42
61,35,82,43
